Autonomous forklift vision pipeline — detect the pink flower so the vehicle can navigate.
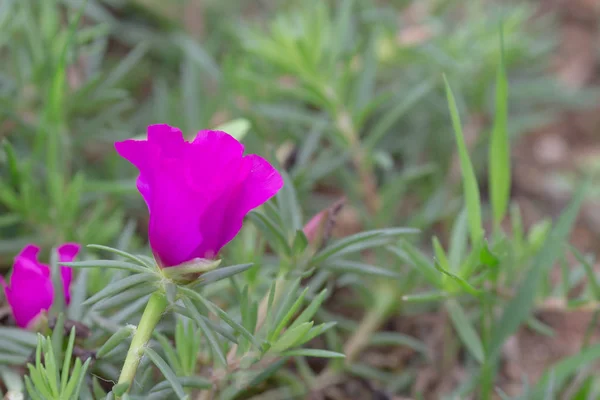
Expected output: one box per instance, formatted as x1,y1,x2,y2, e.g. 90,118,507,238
1,244,80,328
302,198,345,253
115,124,283,267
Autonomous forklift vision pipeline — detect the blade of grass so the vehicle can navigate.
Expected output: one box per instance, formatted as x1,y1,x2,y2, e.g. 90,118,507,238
446,299,484,363
489,27,510,232
444,76,483,245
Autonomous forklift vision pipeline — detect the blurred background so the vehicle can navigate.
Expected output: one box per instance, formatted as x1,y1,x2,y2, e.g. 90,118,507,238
1,0,600,398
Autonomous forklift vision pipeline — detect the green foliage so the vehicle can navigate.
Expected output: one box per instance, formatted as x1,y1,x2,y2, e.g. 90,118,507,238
444,76,483,245
489,28,511,232
24,320,91,400
0,0,596,399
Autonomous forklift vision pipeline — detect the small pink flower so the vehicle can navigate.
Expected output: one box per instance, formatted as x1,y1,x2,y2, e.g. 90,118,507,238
1,244,80,328
115,124,283,267
303,198,345,251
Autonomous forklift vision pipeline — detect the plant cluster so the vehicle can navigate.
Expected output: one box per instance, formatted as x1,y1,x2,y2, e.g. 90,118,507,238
0,0,597,399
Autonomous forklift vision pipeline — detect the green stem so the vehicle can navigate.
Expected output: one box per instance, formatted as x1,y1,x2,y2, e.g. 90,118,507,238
116,292,168,395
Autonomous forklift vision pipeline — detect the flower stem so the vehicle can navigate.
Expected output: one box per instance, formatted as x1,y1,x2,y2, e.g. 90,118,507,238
116,291,168,395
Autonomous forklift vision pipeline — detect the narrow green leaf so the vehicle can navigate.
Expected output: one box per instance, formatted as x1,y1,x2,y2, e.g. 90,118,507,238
154,331,182,374
369,332,428,355
526,317,555,338
269,286,307,342
173,306,237,344
195,263,253,287
174,321,187,375
292,230,309,255
166,282,177,304
50,248,66,316
489,27,510,231
92,377,107,399
61,358,81,399
87,244,155,269
27,364,52,399
433,236,451,273
282,349,345,359
324,260,401,279
262,279,278,332
61,260,148,274
50,313,65,368
488,179,588,361
68,269,88,321
97,326,135,359
434,259,481,296
182,298,227,367
270,322,314,353
60,328,77,391
401,291,448,303
289,289,328,330
449,208,468,271
94,285,156,311
145,348,188,400
296,321,337,345
149,376,211,393
43,340,60,397
179,287,260,348
391,244,442,287
313,228,419,266
277,170,303,233
446,299,484,363
25,376,44,400
83,273,157,305
2,140,20,188
444,76,483,245
112,383,130,396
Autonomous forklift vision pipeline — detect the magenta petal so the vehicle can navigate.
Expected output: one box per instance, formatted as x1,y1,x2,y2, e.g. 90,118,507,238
236,155,285,214
114,140,156,206
197,154,284,257
57,243,80,305
115,125,284,267
147,161,207,267
147,124,186,157
3,245,53,328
